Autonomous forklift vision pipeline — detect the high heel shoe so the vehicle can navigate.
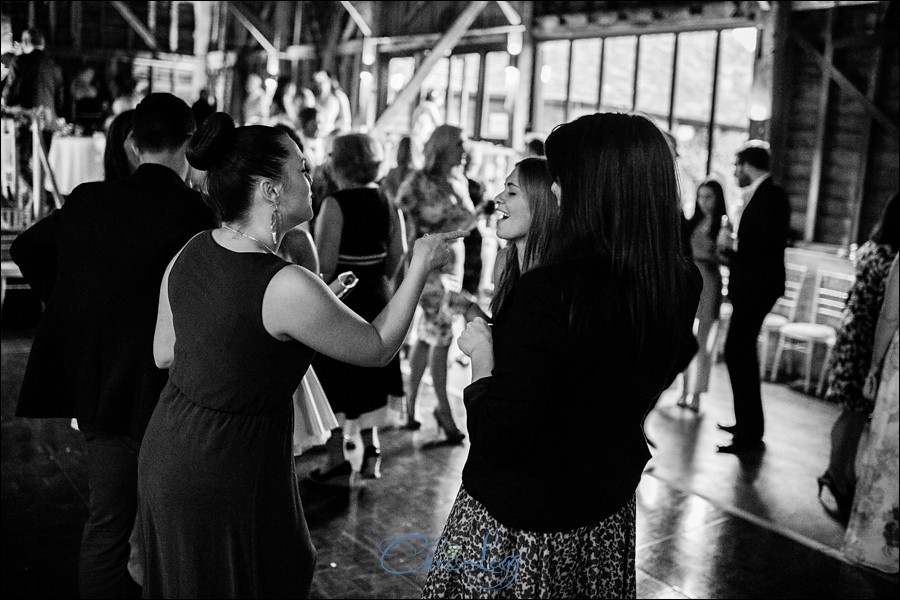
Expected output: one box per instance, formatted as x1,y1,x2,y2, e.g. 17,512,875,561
817,472,852,524
401,418,422,431
360,446,382,479
433,411,466,445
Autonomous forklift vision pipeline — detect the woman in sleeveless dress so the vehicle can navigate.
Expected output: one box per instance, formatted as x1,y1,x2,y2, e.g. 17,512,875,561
136,113,464,598
312,133,406,480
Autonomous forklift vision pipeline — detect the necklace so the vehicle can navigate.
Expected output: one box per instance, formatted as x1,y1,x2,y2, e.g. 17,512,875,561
221,224,277,256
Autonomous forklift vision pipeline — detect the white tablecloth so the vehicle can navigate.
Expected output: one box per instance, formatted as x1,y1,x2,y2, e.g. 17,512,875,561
46,134,105,195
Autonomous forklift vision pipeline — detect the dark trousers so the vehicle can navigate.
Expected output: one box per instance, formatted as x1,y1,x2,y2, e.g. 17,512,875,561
79,427,141,598
724,295,777,442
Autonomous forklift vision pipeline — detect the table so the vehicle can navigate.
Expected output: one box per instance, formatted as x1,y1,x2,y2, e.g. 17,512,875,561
45,134,106,195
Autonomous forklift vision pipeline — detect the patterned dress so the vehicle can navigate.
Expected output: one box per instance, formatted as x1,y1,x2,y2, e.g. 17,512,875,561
824,241,898,413
842,330,899,573
421,487,635,598
397,170,475,346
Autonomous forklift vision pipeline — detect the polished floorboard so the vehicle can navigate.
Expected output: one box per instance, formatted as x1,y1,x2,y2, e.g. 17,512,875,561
2,320,898,598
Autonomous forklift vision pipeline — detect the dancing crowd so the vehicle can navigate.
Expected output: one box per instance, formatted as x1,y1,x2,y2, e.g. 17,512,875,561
7,72,898,599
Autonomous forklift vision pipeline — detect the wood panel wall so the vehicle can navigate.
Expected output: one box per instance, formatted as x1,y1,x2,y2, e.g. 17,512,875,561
777,2,898,248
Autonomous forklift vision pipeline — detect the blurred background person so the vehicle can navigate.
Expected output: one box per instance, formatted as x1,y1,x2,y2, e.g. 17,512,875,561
70,66,106,134
1,28,63,190
268,77,299,129
242,73,267,125
302,69,351,137
103,109,138,181
298,106,324,171
191,88,216,128
410,89,443,168
396,124,475,441
311,133,406,481
381,135,414,207
678,179,727,411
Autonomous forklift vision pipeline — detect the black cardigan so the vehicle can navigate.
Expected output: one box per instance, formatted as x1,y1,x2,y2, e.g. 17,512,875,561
462,256,701,533
11,164,215,441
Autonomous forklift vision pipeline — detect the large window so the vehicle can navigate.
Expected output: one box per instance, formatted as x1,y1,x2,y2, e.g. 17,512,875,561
447,53,481,138
534,28,756,210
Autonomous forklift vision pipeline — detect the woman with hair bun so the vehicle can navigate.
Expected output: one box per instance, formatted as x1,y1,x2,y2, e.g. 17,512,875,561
136,113,465,598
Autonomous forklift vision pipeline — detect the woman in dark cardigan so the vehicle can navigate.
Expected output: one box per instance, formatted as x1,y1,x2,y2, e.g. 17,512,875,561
421,113,701,598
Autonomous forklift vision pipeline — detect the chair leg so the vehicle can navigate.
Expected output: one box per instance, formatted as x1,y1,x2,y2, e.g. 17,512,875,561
771,335,787,382
817,345,834,397
803,342,816,394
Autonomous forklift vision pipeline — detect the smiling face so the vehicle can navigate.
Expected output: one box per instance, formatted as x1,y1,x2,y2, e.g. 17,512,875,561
494,167,532,243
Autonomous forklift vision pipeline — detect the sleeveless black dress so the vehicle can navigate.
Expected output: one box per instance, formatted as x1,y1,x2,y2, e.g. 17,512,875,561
313,187,403,420
137,231,317,598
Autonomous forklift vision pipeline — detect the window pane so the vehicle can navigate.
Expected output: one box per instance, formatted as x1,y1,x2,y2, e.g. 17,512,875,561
711,29,756,213
672,31,718,199
635,34,675,123
537,40,570,132
568,39,601,121
482,51,511,140
447,53,480,137
422,57,450,123
600,36,637,111
385,56,416,135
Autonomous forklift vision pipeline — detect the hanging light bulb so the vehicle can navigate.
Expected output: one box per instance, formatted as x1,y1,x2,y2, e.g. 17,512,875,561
507,31,523,56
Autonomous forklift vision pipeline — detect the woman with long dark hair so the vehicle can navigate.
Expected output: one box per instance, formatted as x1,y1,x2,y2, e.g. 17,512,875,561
422,113,701,597
103,109,138,181
678,179,727,411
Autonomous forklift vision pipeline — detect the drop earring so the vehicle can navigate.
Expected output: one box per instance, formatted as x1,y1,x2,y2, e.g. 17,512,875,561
270,196,282,245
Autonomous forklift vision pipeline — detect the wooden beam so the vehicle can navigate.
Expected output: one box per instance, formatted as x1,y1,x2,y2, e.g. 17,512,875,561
227,1,278,55
706,30,722,175
110,1,160,52
768,0,792,183
496,1,522,25
169,1,180,53
218,1,229,53
805,9,834,242
339,1,372,38
848,3,889,245
373,1,491,134
792,29,898,136
292,2,304,45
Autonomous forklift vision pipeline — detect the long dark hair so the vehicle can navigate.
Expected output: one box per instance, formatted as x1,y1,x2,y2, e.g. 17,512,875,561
103,109,135,181
544,112,691,354
490,157,558,315
187,113,291,223
686,179,726,241
870,192,899,251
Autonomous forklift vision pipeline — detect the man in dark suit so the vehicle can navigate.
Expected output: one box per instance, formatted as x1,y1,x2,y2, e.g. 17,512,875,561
1,28,63,186
717,142,791,454
11,93,215,597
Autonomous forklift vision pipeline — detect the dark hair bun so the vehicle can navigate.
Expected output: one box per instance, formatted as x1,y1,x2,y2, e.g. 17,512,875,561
187,112,237,171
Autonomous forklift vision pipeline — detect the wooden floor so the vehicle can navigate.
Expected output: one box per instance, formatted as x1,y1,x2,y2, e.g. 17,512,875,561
2,312,898,598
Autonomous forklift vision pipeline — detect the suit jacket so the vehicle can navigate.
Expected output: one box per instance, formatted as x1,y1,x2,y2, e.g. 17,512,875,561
729,177,791,306
2,49,64,118
11,164,215,441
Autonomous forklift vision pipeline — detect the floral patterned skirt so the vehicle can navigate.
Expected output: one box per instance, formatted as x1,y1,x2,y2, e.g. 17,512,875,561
421,486,636,599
